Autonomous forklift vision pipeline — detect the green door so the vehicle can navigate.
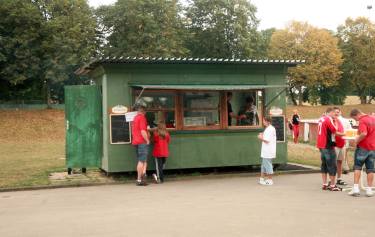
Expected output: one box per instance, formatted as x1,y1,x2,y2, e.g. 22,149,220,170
65,85,102,169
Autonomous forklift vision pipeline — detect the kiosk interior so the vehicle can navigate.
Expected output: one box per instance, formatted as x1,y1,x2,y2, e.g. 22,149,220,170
66,57,303,173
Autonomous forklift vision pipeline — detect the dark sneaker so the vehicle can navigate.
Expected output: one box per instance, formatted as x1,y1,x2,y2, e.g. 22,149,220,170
322,184,329,190
136,181,148,186
328,185,342,191
336,179,347,186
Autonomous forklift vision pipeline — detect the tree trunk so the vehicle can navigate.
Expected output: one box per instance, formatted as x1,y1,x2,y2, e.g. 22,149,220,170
298,86,303,106
359,95,367,104
46,80,52,109
288,88,297,105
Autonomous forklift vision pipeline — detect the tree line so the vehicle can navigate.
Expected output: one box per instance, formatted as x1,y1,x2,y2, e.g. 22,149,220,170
1,0,374,105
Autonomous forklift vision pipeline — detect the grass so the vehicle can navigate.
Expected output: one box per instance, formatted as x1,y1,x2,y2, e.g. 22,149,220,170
0,142,65,188
288,143,355,168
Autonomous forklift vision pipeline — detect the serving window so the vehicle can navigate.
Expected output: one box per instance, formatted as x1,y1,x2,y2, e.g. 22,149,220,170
134,91,176,129
133,89,264,131
227,90,263,128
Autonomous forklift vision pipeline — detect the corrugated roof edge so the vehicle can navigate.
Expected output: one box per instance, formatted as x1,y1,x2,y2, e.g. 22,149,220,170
75,56,305,75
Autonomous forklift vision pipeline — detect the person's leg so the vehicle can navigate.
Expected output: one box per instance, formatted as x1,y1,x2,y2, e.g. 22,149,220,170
259,158,266,184
335,147,346,185
349,148,367,195
342,145,350,172
264,159,274,185
159,158,166,182
325,148,339,190
137,161,145,181
293,125,299,143
365,151,374,188
320,149,329,189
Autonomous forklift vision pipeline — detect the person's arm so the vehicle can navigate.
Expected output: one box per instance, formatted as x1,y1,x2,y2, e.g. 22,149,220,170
355,122,368,144
166,133,171,143
141,130,150,144
257,132,270,144
140,116,150,144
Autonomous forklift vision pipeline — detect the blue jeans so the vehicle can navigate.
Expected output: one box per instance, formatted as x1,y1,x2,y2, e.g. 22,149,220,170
135,144,149,162
261,158,273,174
320,148,337,176
354,147,375,173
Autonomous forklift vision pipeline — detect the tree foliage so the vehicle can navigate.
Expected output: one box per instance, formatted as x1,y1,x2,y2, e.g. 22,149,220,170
96,0,188,57
337,17,375,104
268,21,343,105
0,0,97,104
185,0,259,58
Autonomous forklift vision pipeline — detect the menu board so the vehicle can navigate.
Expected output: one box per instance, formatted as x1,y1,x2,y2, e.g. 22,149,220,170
271,115,285,142
110,114,131,144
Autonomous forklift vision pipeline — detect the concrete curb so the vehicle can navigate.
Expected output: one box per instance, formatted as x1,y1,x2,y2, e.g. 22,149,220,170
0,165,321,193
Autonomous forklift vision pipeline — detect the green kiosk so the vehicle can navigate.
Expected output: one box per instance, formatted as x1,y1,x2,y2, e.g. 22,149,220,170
65,57,303,174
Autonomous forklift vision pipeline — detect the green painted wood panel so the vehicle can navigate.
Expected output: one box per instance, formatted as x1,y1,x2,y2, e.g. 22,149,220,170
91,63,289,172
65,85,102,168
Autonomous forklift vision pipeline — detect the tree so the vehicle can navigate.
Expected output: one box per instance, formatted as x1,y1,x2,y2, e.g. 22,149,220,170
268,21,343,105
337,17,375,104
185,0,259,58
0,0,97,104
0,0,44,100
96,0,188,57
254,28,276,58
34,0,98,106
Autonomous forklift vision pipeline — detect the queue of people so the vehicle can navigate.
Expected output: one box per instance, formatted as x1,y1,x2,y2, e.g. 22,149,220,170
317,107,374,197
131,102,374,197
131,104,171,186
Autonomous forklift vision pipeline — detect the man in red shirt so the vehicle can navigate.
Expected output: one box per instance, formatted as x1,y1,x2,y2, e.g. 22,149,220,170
349,109,375,197
317,107,343,191
131,105,150,186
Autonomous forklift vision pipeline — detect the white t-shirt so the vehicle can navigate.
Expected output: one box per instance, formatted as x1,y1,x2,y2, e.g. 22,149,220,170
338,116,351,130
261,125,277,159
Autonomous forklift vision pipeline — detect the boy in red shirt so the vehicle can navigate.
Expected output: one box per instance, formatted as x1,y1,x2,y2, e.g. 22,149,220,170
349,109,375,197
317,107,343,191
132,105,150,186
333,107,347,186
152,123,170,183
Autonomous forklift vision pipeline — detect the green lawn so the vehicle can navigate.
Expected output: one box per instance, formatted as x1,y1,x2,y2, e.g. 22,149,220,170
0,142,65,188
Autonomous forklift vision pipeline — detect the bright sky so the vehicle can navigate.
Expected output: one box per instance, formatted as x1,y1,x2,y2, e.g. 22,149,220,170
88,0,375,31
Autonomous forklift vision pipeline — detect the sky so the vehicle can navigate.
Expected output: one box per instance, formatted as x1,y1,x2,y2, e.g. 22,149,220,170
88,0,375,31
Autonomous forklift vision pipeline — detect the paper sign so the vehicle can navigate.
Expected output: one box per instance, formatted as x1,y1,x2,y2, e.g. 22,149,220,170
125,111,138,122
112,105,128,114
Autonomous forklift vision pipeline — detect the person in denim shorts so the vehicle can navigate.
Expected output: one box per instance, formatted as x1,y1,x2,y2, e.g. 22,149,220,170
257,116,276,185
132,105,150,186
316,108,345,191
349,109,375,197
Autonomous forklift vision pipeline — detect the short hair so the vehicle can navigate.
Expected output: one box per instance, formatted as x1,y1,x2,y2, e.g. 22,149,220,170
333,106,340,111
263,116,272,123
350,109,362,117
326,107,334,113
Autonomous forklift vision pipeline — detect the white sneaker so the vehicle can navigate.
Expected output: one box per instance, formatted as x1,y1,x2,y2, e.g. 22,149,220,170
365,188,374,197
265,179,273,186
258,178,266,185
348,190,360,197
152,173,159,183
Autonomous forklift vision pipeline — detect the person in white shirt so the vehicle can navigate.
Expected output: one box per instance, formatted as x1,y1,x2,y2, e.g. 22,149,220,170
335,108,352,175
257,116,277,185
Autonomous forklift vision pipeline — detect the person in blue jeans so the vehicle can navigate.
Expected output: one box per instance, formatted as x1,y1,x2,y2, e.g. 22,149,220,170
349,109,375,197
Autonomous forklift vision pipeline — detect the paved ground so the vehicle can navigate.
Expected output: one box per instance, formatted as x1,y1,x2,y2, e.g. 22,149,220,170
0,172,374,237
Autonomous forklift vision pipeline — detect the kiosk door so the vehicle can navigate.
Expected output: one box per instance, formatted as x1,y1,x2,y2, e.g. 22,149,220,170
65,85,102,172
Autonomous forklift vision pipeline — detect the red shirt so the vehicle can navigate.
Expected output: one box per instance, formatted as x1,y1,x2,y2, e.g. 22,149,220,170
152,132,170,157
316,116,337,149
358,115,375,150
335,119,345,148
131,113,148,145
